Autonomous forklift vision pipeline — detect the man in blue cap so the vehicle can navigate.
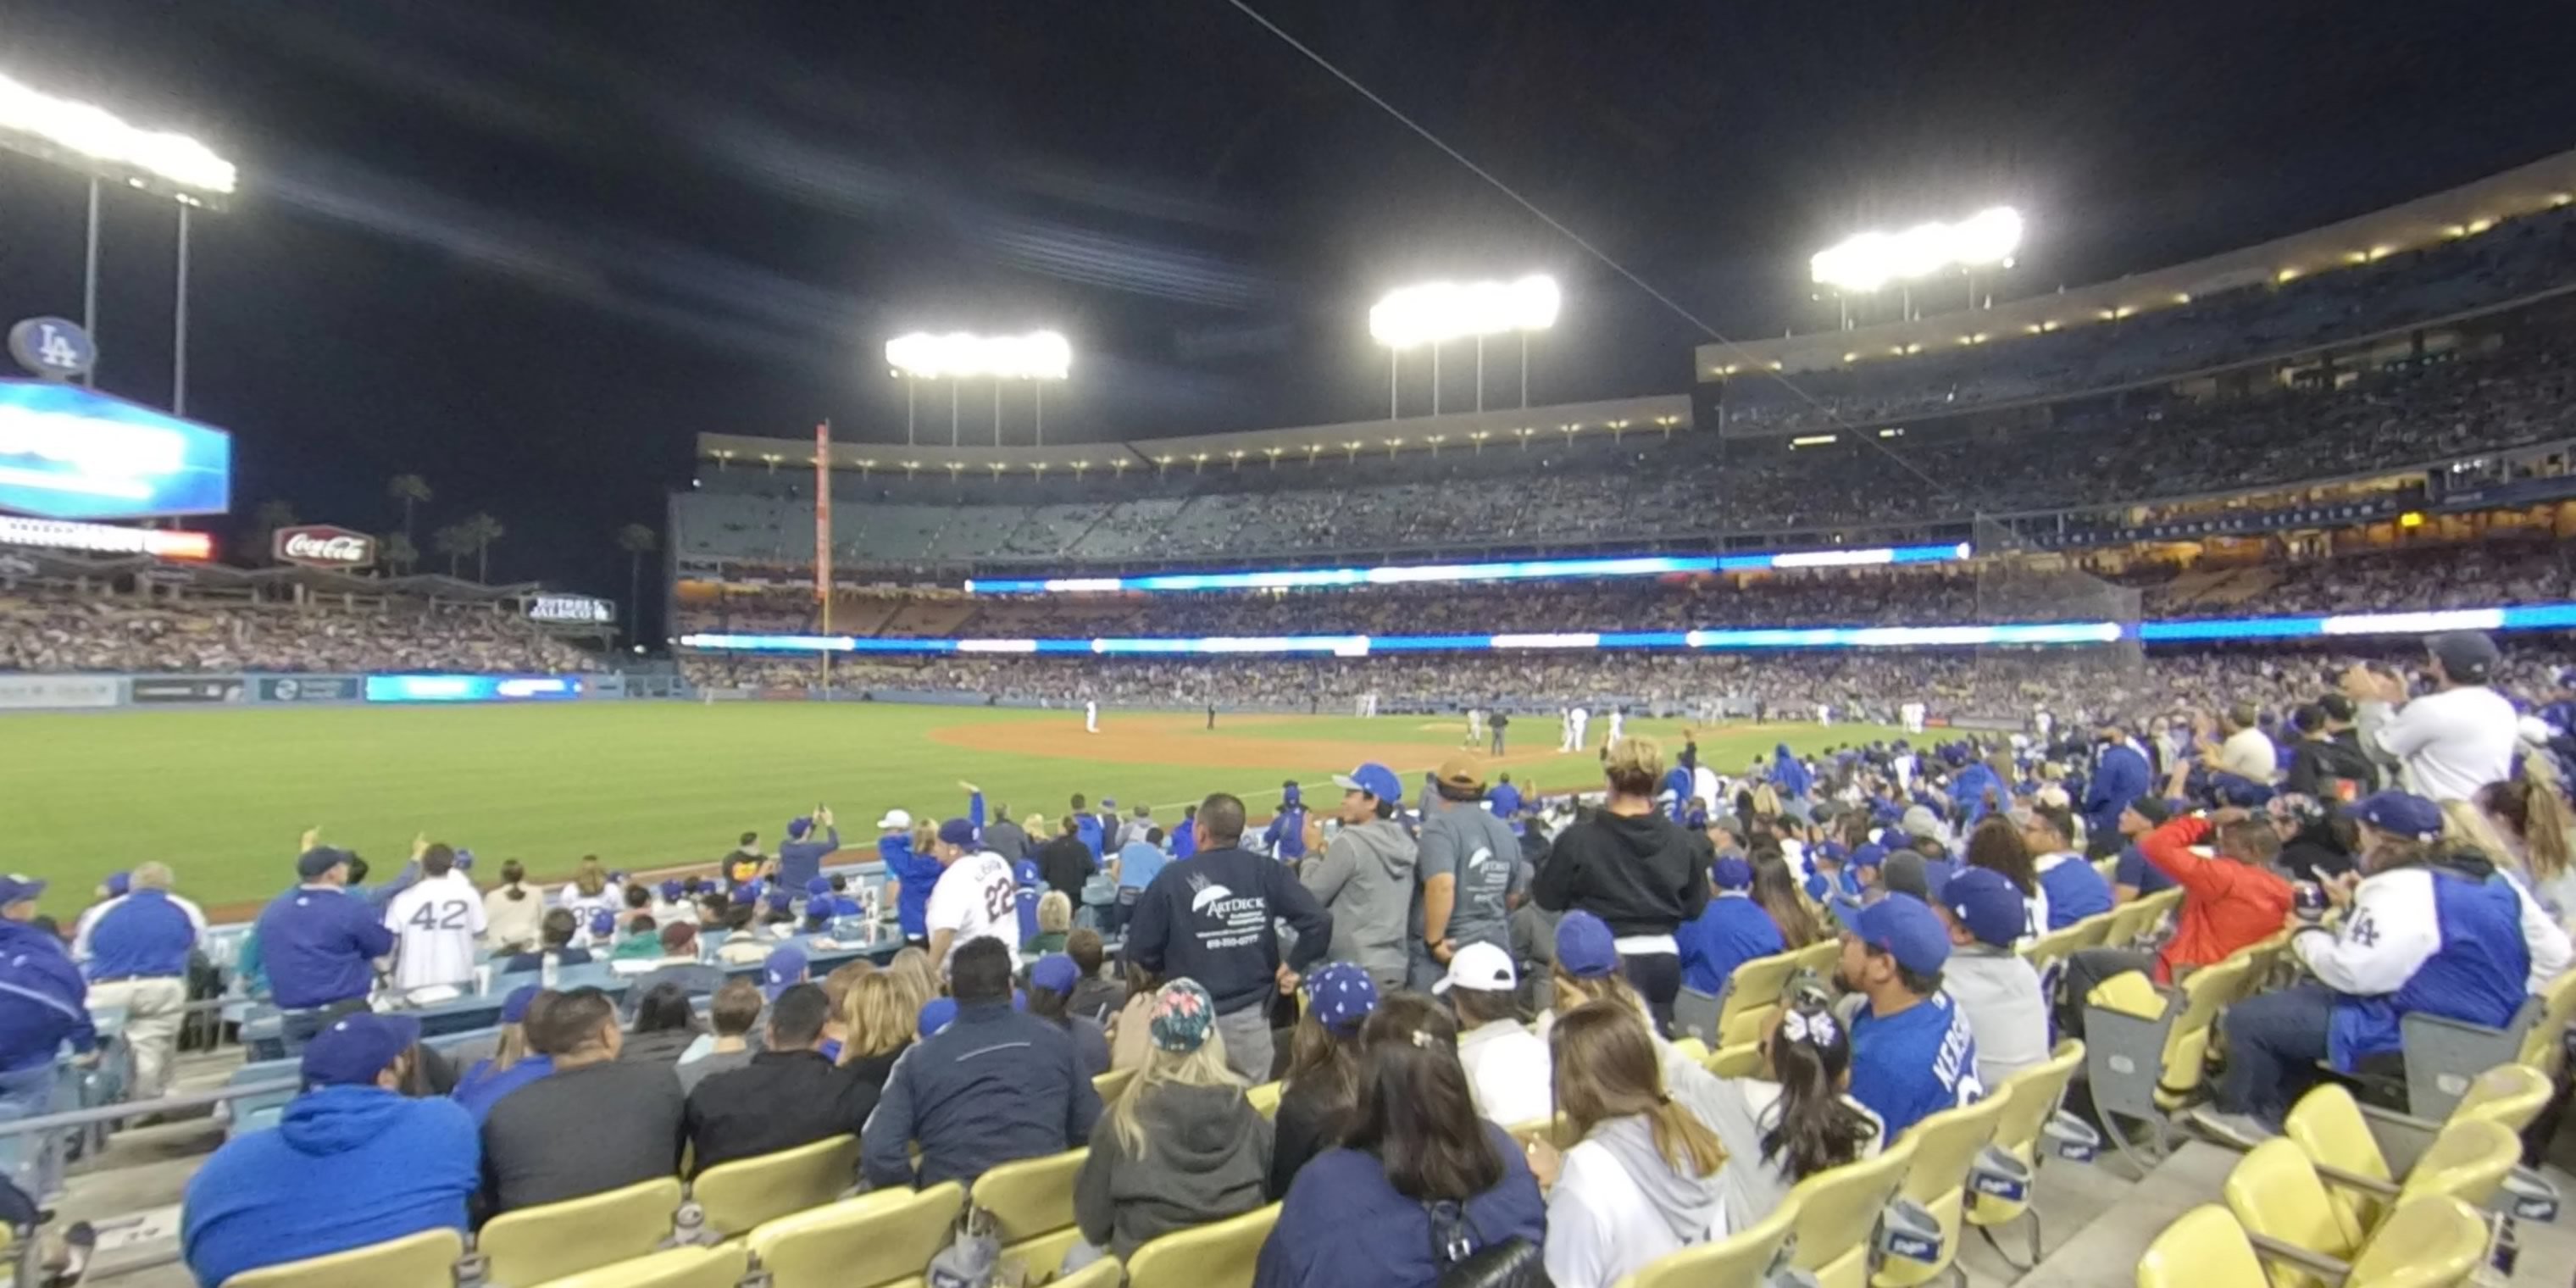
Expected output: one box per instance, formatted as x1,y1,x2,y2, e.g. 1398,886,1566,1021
1303,762,1416,992
257,846,397,1050
181,1013,477,1287
763,945,809,1001
0,874,96,1196
926,817,1019,973
1935,867,2050,1089
775,806,839,891
1677,857,1785,997
1837,895,1982,1141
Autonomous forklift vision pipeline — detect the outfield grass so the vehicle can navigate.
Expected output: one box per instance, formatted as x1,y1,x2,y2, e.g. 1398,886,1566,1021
0,702,1893,913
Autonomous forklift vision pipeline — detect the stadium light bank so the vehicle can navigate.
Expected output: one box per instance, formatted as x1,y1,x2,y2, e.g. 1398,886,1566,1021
0,69,236,415
884,330,1071,448
1368,275,1560,419
1809,206,2021,328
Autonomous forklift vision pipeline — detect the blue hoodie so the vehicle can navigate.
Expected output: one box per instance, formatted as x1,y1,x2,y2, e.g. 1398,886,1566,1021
1263,786,1308,862
183,1085,479,1287
1951,763,2006,826
880,832,945,940
0,919,96,1074
1075,813,1106,863
1253,1125,1548,1288
1770,745,1813,801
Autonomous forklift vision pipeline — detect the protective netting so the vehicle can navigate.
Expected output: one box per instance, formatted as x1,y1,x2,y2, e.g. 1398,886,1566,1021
1970,514,2147,730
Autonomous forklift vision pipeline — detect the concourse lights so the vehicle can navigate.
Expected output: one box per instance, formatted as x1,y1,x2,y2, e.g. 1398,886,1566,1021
884,330,1070,380
1809,206,2022,294
1368,275,1560,349
0,70,236,197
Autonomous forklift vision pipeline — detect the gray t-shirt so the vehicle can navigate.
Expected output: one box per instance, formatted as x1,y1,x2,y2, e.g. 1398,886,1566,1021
1413,801,1528,952
675,1046,757,1096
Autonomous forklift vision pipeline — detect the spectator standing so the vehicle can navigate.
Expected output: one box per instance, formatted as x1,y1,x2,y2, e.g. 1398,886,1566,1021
1413,755,1527,991
1252,996,1546,1288
258,846,397,1048
1118,804,1156,852
979,797,1032,865
1072,979,1273,1262
2349,632,2520,802
181,1014,477,1288
2283,703,2379,803
385,843,486,1001
2083,724,2152,857
480,988,685,1214
1073,794,1107,865
1532,736,1714,1031
75,861,202,1100
0,876,94,1197
1932,869,2051,1089
774,808,839,891
1301,763,1417,992
926,819,1021,973
1038,816,1097,907
877,808,943,951
677,980,764,1095
1436,943,1552,1127
1171,804,1200,861
1677,857,1786,997
1111,827,1169,938
1269,963,1377,1196
2212,703,2280,782
721,832,765,891
1128,793,1334,1083
685,983,879,1173
1529,1002,1727,1288
861,937,1102,1189
1029,954,1113,1078
1261,783,1308,863
1487,772,1523,819
1837,897,1982,1141
482,860,545,955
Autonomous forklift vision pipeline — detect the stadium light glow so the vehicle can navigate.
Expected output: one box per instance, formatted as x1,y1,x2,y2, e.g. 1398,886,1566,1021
1368,275,1560,349
1810,207,2022,294
961,541,1972,596
884,330,1071,380
0,71,236,198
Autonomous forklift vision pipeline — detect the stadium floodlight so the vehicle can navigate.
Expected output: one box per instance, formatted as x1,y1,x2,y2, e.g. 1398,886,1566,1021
0,71,236,200
1809,206,2022,296
884,330,1070,380
1370,275,1559,418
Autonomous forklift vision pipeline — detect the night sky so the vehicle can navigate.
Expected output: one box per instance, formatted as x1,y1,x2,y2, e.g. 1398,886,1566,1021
2,1,2571,615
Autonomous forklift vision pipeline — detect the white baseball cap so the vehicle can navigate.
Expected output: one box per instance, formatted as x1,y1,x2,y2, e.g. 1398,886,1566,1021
876,808,913,831
1431,941,1518,995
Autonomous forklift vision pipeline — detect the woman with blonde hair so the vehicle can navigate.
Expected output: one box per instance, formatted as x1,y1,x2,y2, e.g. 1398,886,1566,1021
2479,778,2576,919
881,946,938,1016
558,855,620,931
1029,891,1073,955
1529,1000,1728,1288
1071,979,1271,1264
836,971,917,1090
1532,736,1714,1031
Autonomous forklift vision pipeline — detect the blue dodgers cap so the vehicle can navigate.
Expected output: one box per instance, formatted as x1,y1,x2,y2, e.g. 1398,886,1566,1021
804,876,833,897
1940,867,2027,948
730,880,760,906
0,875,46,908
1303,962,1380,1035
763,888,793,912
103,871,130,897
918,996,958,1037
937,818,980,848
2209,773,2274,809
1849,895,1952,975
300,1012,421,1090
1030,953,1080,997
499,984,541,1024
1814,841,1849,866
660,879,685,901
1555,909,1619,979
1712,857,1755,891
1014,859,1042,888
763,945,808,997
1333,762,1404,803
2351,790,2444,842
1848,844,1888,871
786,817,812,841
588,908,617,937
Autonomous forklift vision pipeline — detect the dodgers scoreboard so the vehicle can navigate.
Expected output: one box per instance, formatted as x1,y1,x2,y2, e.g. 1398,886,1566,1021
0,380,231,520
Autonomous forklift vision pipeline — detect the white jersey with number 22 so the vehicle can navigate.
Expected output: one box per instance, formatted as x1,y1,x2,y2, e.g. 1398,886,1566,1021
926,851,1022,973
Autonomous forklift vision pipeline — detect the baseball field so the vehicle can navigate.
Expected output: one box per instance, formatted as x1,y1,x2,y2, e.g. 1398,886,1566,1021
0,701,1895,917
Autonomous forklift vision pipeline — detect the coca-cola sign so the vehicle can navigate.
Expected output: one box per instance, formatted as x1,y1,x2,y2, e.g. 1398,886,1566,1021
273,525,376,569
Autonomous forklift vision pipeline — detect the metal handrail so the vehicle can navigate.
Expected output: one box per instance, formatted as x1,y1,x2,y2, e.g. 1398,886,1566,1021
0,1075,298,1141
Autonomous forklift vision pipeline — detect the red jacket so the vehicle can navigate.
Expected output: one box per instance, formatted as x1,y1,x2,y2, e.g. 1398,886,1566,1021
2141,816,2292,983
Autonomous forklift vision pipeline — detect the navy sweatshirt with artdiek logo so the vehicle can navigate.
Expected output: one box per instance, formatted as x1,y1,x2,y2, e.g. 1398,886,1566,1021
1125,845,1332,1014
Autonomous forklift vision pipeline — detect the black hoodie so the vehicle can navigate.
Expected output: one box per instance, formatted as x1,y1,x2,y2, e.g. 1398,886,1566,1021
1532,808,1713,937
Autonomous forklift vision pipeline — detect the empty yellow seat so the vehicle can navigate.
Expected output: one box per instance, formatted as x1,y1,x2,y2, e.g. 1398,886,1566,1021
2137,1205,2269,1288
2343,1196,2490,1288
1050,1255,1126,1288
525,1244,749,1288
1967,1040,2086,1261
221,1228,463,1288
1093,1068,1136,1105
744,1181,963,1288
1618,1198,1796,1288
1874,1093,2009,1287
1785,1138,1916,1288
973,1147,1088,1274
478,1176,681,1286
2515,968,2576,1077
1718,950,1802,1046
2280,1085,2519,1244
1124,1202,1280,1288
691,1133,862,1237
1704,1041,1765,1080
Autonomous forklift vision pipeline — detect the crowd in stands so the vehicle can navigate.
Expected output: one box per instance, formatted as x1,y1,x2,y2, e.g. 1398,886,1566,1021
0,591,597,675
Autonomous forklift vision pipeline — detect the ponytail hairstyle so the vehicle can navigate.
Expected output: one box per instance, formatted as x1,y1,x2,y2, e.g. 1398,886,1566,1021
2438,799,2519,874
1551,1002,1725,1179
501,859,529,902
1757,986,1879,1181
2480,779,2575,883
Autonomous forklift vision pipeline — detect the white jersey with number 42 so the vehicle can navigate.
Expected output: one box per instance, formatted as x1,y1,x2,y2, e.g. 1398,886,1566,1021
386,871,488,991
925,851,1021,973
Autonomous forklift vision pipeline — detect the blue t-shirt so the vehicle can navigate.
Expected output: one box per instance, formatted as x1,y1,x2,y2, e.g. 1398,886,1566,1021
2112,843,2179,897
1015,887,1041,946
1848,993,1983,1141
2036,854,2114,928
1116,841,1169,892
1677,895,1785,995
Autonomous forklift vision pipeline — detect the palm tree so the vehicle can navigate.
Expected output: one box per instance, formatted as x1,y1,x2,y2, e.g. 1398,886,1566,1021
431,523,475,578
615,523,658,641
251,500,297,563
381,530,419,576
458,513,505,582
386,474,432,541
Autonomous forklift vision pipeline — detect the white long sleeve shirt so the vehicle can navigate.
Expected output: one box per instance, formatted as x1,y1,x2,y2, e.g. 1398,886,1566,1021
2363,686,2519,803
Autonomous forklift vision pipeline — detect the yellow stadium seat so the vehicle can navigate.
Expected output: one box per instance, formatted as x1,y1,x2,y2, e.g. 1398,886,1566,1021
479,1176,681,1285
744,1181,963,1288
1050,1254,1126,1288
691,1133,863,1237
525,1244,749,1288
1618,1198,1796,1288
1785,1138,1917,1288
1704,1041,1765,1080
2083,956,2248,1171
1669,1037,1711,1066
1124,1201,1280,1288
2094,858,2120,889
973,1147,1088,1275
1718,950,1802,1046
1092,1068,1135,1105
1792,939,1841,978
2451,1062,2552,1137
2515,967,2576,1077
1967,1040,2086,1265
221,1228,463,1288
2395,1119,2518,1213
2221,1138,2356,1288
2285,1085,2401,1245
2343,1196,2490,1288
1246,1081,1282,1118
2280,1084,2521,1245
1873,1092,2009,1287
2137,1205,2270,1288
1506,1115,1574,1151
2101,900,2157,949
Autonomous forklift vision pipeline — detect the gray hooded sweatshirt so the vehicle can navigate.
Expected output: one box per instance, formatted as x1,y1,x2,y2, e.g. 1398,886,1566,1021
1073,1081,1274,1260
1301,819,1418,988
1543,1113,1727,1288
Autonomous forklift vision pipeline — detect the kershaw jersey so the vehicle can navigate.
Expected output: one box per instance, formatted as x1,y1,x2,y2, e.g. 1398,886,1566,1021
385,871,487,991
926,851,1021,972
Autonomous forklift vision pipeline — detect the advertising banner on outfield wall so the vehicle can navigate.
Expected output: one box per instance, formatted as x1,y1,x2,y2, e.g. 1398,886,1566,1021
129,676,247,704
255,676,361,702
0,675,120,710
